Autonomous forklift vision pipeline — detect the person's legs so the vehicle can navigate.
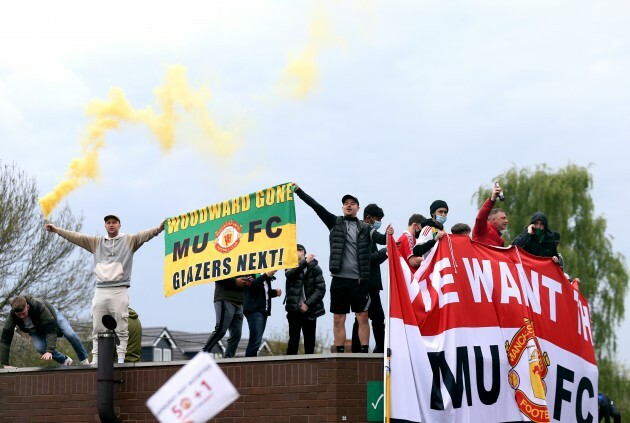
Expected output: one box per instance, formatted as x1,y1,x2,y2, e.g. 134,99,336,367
369,290,385,353
333,313,347,350
245,312,266,357
31,333,67,364
330,277,351,352
302,318,317,354
202,301,236,353
286,311,302,355
55,308,88,362
356,311,370,347
106,287,129,363
351,317,361,353
349,282,371,351
90,289,109,364
224,305,243,358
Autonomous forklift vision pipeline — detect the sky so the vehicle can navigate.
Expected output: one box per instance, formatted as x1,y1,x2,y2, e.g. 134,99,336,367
1,1,629,364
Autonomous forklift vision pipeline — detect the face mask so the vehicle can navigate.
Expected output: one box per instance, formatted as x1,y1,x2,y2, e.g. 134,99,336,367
435,215,447,225
414,227,421,239
534,228,545,240
372,220,382,230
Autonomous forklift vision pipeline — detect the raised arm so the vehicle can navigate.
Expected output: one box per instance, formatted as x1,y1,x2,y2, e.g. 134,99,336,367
45,224,99,253
128,222,165,251
293,185,337,230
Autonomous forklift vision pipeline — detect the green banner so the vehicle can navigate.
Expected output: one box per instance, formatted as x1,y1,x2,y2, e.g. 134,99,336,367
163,182,297,297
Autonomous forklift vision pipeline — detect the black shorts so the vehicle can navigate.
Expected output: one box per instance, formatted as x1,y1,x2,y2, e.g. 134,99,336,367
329,277,371,314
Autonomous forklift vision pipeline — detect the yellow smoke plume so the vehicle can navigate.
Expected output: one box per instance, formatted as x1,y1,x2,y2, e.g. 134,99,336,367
39,65,238,218
282,9,339,99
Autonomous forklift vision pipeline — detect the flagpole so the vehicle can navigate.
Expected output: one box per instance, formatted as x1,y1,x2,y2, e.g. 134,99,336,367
384,234,392,423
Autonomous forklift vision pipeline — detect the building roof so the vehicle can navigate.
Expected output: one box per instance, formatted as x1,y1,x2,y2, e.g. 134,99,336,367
141,327,274,358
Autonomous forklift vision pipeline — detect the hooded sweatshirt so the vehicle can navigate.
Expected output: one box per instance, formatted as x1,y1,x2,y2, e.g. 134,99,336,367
55,226,162,288
125,307,142,363
512,212,558,258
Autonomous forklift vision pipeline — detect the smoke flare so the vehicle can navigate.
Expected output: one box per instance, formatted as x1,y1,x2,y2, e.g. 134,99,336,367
39,65,237,217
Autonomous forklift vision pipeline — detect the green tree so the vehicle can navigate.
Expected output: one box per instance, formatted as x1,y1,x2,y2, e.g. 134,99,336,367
0,161,93,321
475,164,628,359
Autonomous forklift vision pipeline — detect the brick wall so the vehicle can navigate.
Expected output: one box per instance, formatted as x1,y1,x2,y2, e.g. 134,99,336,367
0,354,384,422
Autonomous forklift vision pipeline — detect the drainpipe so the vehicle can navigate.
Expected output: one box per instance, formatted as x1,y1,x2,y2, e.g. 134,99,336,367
97,315,123,423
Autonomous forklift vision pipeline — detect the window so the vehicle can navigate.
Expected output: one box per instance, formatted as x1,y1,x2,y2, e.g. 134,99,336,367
153,347,172,362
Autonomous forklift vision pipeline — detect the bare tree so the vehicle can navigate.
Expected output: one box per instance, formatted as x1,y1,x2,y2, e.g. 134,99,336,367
0,162,92,321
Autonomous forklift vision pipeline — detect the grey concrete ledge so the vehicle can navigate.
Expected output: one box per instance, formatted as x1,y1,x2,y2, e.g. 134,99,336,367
0,352,385,374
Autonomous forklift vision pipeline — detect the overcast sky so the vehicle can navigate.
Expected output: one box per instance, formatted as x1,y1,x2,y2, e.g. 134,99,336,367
1,1,629,364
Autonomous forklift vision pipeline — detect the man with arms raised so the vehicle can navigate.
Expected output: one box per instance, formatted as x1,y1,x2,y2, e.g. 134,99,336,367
472,184,508,247
46,215,164,364
293,184,392,353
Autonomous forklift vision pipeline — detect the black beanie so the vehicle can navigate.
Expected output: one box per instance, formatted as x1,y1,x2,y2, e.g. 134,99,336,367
430,200,449,216
297,244,306,253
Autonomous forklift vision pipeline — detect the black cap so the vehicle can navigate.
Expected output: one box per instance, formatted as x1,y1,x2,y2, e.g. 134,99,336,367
104,215,120,223
297,244,306,252
342,194,359,205
429,200,448,216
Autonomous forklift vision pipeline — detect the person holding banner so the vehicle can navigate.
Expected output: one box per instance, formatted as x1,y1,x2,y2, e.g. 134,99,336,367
413,200,449,259
352,203,388,353
284,244,326,355
472,183,508,247
201,275,250,357
396,214,425,273
512,212,559,263
293,184,392,353
45,215,164,364
243,271,281,357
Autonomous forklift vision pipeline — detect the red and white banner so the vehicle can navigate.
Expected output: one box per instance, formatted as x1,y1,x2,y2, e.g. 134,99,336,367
387,234,597,423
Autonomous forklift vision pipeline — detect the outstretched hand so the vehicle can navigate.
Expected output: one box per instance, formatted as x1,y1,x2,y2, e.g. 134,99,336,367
44,223,58,233
41,352,52,360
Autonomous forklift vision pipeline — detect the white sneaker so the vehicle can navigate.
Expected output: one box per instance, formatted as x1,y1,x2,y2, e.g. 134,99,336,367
64,356,73,366
80,359,90,365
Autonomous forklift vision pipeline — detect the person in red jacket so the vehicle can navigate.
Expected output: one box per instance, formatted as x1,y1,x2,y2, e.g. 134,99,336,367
472,184,508,247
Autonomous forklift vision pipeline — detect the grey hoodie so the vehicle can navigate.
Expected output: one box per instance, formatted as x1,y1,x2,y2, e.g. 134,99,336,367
56,226,162,288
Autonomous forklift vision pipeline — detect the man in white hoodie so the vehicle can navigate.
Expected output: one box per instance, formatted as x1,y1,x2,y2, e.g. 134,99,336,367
45,215,163,364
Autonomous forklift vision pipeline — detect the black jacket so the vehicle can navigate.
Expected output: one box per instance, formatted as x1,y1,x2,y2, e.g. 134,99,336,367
284,258,326,318
295,188,384,281
369,234,388,291
1,296,60,365
512,212,558,258
243,273,279,316
214,277,246,306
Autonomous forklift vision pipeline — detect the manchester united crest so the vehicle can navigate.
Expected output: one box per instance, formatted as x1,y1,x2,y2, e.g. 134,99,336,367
214,220,243,253
505,318,551,423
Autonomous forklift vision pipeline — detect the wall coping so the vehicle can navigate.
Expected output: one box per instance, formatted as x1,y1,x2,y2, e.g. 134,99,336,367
0,352,385,374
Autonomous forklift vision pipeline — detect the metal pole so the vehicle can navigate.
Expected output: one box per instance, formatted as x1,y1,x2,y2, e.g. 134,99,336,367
97,332,122,423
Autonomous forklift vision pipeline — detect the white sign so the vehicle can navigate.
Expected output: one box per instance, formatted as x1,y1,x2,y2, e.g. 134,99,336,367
147,352,239,423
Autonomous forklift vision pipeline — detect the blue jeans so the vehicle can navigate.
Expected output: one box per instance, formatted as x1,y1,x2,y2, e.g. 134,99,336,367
31,308,89,364
202,301,243,358
245,311,267,357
